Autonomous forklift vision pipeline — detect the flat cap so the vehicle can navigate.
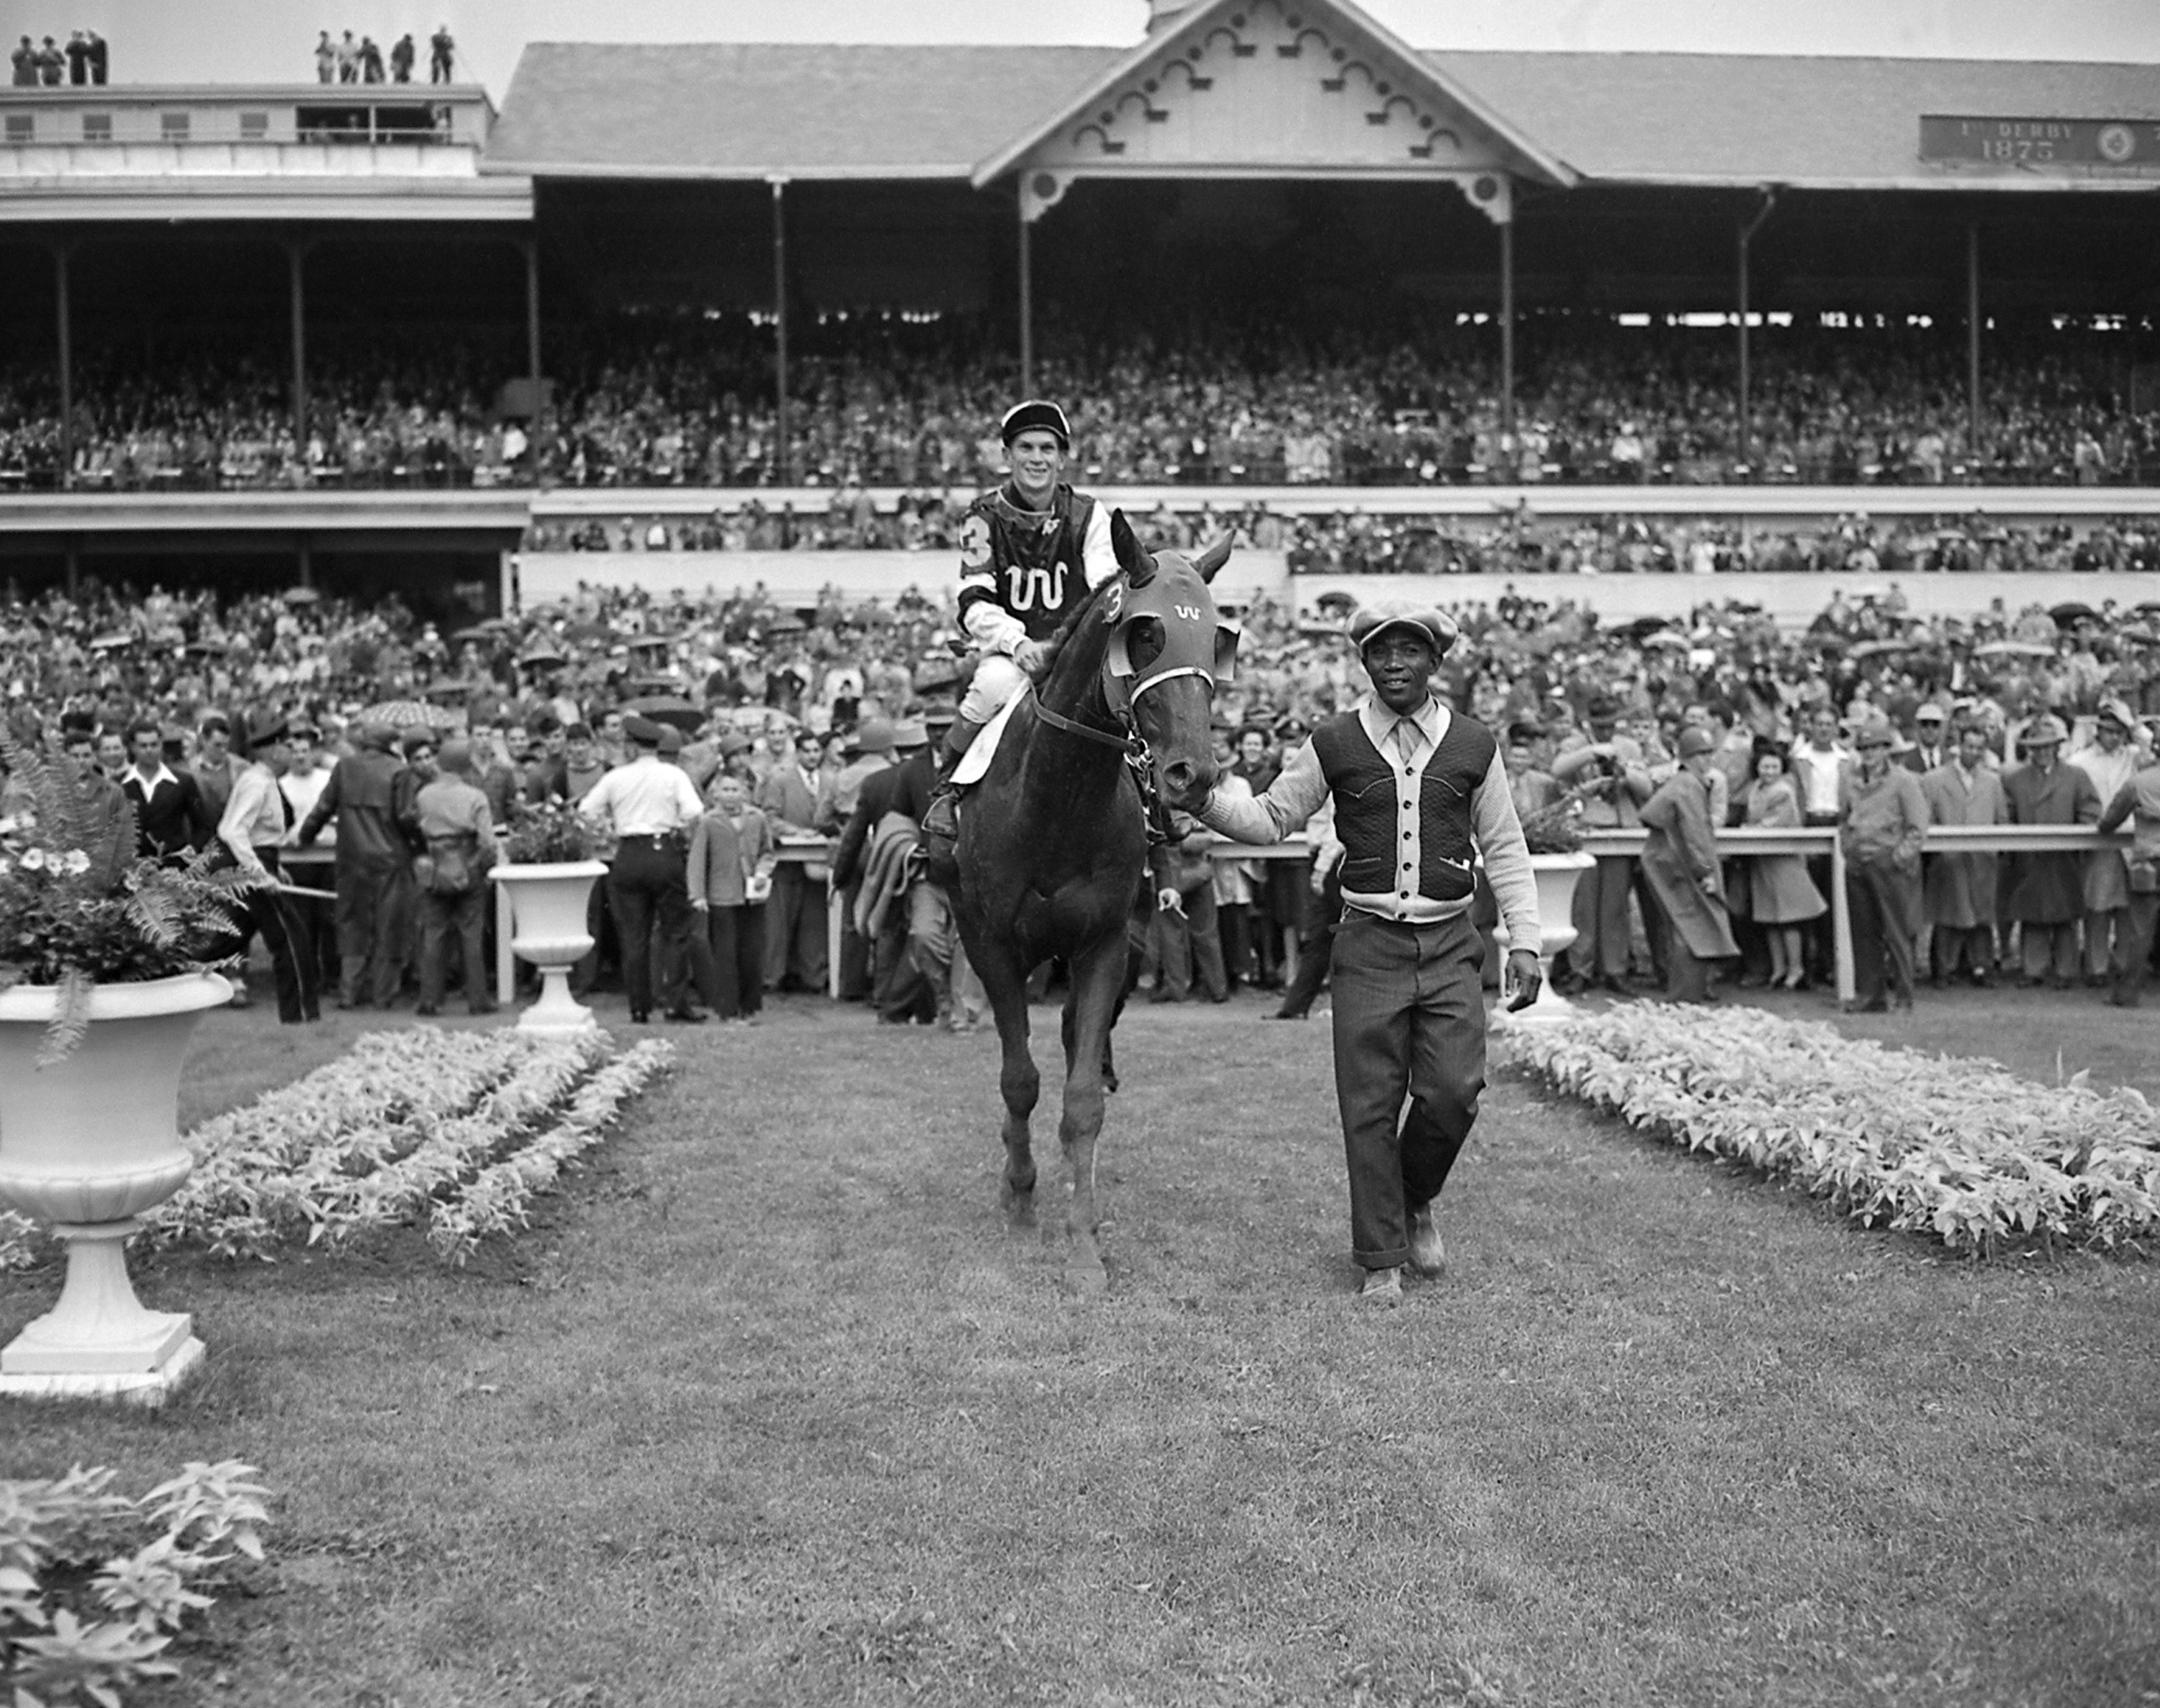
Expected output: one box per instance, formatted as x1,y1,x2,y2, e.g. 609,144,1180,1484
622,714,665,747
1348,601,1458,657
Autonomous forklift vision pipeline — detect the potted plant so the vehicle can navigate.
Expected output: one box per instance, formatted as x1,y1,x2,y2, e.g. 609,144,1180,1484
491,799,608,1033
0,725,251,1403
1497,791,1596,1022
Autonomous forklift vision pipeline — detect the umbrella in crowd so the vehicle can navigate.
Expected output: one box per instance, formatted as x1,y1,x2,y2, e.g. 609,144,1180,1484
358,700,441,728
1974,641,2055,659
282,587,320,605
1850,639,1915,660
622,694,702,731
2049,601,2100,626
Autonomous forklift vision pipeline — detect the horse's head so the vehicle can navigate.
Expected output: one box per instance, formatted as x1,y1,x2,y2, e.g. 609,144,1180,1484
1103,508,1237,812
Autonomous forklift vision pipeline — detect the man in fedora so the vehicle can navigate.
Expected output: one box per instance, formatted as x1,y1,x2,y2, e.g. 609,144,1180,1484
2072,699,2141,986
2003,713,2100,989
1200,601,1544,1306
1839,713,1929,1012
578,714,707,1022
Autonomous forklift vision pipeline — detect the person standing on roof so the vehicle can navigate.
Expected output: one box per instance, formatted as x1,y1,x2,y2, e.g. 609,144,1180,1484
919,400,1118,863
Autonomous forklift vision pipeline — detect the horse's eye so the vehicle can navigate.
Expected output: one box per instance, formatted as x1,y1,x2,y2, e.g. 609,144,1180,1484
1126,618,1165,671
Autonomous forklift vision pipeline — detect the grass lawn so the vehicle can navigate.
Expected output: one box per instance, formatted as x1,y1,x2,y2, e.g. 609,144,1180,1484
3,986,2157,1707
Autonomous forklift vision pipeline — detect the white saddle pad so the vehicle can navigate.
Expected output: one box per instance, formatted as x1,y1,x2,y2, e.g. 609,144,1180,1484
951,691,1025,787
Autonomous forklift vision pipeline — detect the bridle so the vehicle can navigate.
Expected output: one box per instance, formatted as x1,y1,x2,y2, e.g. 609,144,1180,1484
1029,560,1241,779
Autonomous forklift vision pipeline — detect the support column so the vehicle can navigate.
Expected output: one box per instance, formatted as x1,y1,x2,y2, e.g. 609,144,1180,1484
1966,222,1982,458
1736,189,1776,481
287,241,308,478
1498,217,1515,450
54,243,73,490
1018,202,1034,397
523,236,542,481
296,534,312,590
770,177,791,487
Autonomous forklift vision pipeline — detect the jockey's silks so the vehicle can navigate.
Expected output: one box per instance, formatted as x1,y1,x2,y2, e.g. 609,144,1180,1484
955,482,1102,643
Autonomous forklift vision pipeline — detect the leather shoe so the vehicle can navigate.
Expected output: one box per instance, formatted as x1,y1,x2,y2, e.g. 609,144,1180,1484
664,1009,707,1024
1357,1266,1403,1307
1408,1207,1446,1277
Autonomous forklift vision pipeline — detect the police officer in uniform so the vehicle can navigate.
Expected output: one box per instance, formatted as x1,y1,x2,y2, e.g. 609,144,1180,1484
919,400,1118,863
1199,603,1544,1306
578,714,707,1023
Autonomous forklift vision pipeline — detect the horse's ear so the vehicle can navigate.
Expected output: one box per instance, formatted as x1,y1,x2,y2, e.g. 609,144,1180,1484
1192,534,1233,584
1110,508,1155,587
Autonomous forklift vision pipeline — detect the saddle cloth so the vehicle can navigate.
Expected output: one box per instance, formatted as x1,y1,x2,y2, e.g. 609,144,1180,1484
951,689,1026,787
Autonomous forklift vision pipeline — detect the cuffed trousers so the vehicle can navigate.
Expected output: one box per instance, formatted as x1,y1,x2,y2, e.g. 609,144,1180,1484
1328,911,1487,1270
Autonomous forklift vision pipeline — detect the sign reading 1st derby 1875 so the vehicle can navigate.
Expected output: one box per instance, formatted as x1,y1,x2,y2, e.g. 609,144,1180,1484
1920,117,2160,168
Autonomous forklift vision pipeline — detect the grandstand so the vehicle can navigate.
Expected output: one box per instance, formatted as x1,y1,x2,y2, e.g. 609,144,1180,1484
1,0,2158,617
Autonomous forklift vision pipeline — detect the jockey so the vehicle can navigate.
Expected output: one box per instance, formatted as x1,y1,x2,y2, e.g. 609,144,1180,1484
920,399,1119,850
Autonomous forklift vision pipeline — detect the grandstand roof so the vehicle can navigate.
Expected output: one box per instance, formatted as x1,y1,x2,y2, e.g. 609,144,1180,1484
485,36,2160,197
483,43,1120,179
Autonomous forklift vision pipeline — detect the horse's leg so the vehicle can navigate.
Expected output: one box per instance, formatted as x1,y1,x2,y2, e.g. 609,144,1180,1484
1056,931,1129,1294
971,940,1040,1227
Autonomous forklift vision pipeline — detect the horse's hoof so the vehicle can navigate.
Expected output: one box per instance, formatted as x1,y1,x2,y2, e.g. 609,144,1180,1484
1064,1241,1110,1297
1001,1187,1037,1229
1102,1070,1120,1095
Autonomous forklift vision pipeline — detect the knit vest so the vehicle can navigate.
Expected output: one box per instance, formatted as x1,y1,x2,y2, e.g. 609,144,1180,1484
1312,709,1495,905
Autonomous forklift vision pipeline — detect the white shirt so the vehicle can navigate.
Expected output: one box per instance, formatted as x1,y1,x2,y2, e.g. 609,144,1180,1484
578,753,703,838
1200,694,1542,951
218,761,287,866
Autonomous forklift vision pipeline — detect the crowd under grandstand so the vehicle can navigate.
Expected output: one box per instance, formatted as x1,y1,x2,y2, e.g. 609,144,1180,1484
1,0,2157,610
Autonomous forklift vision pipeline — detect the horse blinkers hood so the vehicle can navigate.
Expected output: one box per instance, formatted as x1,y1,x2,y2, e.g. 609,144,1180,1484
1103,512,1238,698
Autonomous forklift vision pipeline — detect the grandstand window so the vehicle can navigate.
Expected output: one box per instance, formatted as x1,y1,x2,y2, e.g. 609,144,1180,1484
1615,313,1651,328
3,115,30,143
80,113,110,141
239,112,269,139
161,112,191,140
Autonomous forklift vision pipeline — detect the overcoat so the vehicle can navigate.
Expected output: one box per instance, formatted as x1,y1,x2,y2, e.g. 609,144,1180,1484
2002,759,2100,925
1920,760,2008,930
1638,770,1740,959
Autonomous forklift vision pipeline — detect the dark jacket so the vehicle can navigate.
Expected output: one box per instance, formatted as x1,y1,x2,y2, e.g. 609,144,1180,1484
299,747,407,870
121,767,214,858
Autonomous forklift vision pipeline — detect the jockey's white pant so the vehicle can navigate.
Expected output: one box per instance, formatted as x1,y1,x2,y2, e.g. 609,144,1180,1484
958,652,1028,727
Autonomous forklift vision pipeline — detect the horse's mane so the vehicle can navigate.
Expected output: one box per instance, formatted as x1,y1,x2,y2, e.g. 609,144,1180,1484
1034,572,1124,688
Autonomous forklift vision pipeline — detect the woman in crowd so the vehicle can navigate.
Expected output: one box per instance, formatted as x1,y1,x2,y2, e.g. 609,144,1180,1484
1740,740,1825,990
1636,725,1739,1002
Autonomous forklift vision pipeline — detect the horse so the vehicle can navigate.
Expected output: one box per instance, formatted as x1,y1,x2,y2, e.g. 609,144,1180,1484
950,508,1236,1290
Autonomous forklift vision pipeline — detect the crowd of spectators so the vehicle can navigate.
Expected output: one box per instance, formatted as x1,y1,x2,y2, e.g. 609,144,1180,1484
5,312,2157,495
9,556,2160,1015
9,30,107,86
312,27,453,84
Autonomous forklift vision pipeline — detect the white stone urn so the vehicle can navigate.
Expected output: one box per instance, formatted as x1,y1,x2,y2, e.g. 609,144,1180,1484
490,860,608,1033
0,970,230,1404
1495,850,1596,1024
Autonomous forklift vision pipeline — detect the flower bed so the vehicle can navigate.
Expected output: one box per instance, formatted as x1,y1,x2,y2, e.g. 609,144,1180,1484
0,1029,672,1271
1500,1004,2160,1254
2,1460,269,1707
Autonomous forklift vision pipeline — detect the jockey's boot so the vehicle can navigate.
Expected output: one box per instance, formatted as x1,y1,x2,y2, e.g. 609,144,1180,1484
918,714,984,884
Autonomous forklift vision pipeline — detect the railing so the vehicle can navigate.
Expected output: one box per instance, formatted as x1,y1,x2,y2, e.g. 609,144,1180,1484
1580,824,2133,1005
434,823,2133,1012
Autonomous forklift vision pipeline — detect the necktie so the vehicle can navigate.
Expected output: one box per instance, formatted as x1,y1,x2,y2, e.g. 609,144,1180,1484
1393,720,1420,768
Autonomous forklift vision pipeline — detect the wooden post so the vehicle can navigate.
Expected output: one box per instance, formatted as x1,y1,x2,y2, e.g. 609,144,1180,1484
1966,221,1982,458
1831,832,1855,1007
1498,216,1515,448
288,241,308,473
770,177,790,487
1736,189,1776,481
54,243,73,490
1018,201,1034,397
523,236,542,480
